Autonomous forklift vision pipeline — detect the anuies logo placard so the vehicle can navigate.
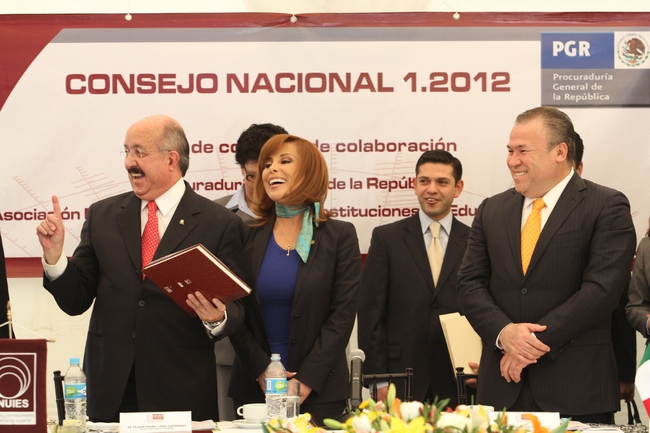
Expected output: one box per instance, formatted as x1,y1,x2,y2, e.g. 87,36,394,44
616,32,650,68
0,355,33,409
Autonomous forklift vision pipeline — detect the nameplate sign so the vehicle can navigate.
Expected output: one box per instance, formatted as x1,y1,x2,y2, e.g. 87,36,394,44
120,411,192,432
503,412,561,430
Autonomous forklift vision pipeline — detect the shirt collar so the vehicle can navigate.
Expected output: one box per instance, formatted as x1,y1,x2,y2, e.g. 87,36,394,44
419,210,453,236
523,168,574,212
140,177,186,216
226,184,256,218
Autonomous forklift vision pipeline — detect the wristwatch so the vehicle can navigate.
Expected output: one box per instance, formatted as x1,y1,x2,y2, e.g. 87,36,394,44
203,316,225,331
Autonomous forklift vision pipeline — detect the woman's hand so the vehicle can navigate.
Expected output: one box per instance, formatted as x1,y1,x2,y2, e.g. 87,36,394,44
257,373,266,393
286,372,312,404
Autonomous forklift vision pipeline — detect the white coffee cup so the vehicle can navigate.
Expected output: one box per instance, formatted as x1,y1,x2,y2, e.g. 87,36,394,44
237,403,266,423
458,404,494,419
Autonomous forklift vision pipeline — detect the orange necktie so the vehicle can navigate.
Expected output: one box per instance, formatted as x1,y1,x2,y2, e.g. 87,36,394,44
521,198,545,275
142,201,159,273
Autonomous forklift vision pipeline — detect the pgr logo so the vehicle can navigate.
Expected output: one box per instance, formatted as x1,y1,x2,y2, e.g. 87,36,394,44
617,33,650,67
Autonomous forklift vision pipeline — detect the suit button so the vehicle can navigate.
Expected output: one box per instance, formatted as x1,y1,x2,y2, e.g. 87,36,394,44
138,300,145,307
132,332,136,338
294,314,300,319
291,340,297,345
521,288,528,295
431,304,439,310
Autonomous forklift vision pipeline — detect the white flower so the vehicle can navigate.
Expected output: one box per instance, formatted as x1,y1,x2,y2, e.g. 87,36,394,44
400,401,424,422
352,413,373,432
437,412,469,431
468,405,490,431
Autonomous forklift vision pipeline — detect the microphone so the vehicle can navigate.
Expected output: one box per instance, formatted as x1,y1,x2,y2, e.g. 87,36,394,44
349,349,365,410
53,370,65,426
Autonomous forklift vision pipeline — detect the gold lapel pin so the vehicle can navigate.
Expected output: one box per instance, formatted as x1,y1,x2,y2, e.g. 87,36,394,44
179,219,185,225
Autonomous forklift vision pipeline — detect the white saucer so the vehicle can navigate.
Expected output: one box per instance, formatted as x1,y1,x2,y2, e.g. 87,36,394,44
87,422,120,432
233,419,265,429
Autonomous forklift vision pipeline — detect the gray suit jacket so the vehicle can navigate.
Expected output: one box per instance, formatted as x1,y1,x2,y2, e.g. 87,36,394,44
44,183,246,421
627,237,650,336
214,194,254,223
458,173,636,415
358,214,469,405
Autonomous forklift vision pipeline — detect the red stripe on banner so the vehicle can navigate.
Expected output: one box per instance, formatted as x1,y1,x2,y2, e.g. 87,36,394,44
0,13,288,111
5,259,43,278
1,12,650,111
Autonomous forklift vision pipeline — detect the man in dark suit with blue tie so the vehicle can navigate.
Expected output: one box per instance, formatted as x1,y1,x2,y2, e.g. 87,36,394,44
458,106,636,423
358,150,470,406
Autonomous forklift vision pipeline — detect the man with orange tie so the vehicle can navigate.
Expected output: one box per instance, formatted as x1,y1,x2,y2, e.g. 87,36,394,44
36,115,246,422
457,106,636,423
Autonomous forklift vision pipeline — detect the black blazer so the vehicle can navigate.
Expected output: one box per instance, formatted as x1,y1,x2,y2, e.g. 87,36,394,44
0,238,8,338
358,214,469,405
44,183,246,421
228,217,361,406
627,237,650,336
458,173,636,415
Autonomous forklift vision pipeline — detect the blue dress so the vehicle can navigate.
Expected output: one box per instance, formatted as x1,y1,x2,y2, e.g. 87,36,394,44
257,233,300,367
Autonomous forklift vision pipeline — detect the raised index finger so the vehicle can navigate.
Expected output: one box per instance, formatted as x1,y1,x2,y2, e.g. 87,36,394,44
52,195,62,219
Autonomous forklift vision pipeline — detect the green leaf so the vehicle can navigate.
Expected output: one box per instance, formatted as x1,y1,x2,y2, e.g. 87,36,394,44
323,418,343,430
387,382,396,413
550,418,570,433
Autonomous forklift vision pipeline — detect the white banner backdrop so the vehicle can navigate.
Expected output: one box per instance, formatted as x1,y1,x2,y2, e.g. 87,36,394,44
1,26,649,257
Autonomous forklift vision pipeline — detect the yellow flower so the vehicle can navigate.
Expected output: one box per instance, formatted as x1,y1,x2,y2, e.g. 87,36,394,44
292,415,311,433
317,383,567,433
406,416,426,433
390,416,407,433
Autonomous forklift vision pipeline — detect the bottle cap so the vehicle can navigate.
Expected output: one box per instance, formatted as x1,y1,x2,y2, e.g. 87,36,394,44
270,353,281,361
69,357,80,365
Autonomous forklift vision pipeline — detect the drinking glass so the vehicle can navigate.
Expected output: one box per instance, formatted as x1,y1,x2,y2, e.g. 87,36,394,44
286,380,301,420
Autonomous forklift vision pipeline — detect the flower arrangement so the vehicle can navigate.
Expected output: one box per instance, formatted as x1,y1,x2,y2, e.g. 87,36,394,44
263,384,569,433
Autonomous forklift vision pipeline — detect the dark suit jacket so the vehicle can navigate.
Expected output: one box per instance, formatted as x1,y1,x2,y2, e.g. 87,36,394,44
0,238,8,338
228,217,361,408
358,214,470,406
44,183,246,421
627,237,650,337
458,173,636,415
612,287,636,387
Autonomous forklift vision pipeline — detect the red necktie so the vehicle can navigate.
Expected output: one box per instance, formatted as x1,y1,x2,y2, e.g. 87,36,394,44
142,201,159,273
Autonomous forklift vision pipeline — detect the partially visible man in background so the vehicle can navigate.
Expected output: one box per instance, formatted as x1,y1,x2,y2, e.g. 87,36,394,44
573,132,636,407
214,122,287,419
215,123,288,222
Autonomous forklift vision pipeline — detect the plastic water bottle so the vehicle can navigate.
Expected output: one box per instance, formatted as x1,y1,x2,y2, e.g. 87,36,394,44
265,353,287,420
64,357,87,432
